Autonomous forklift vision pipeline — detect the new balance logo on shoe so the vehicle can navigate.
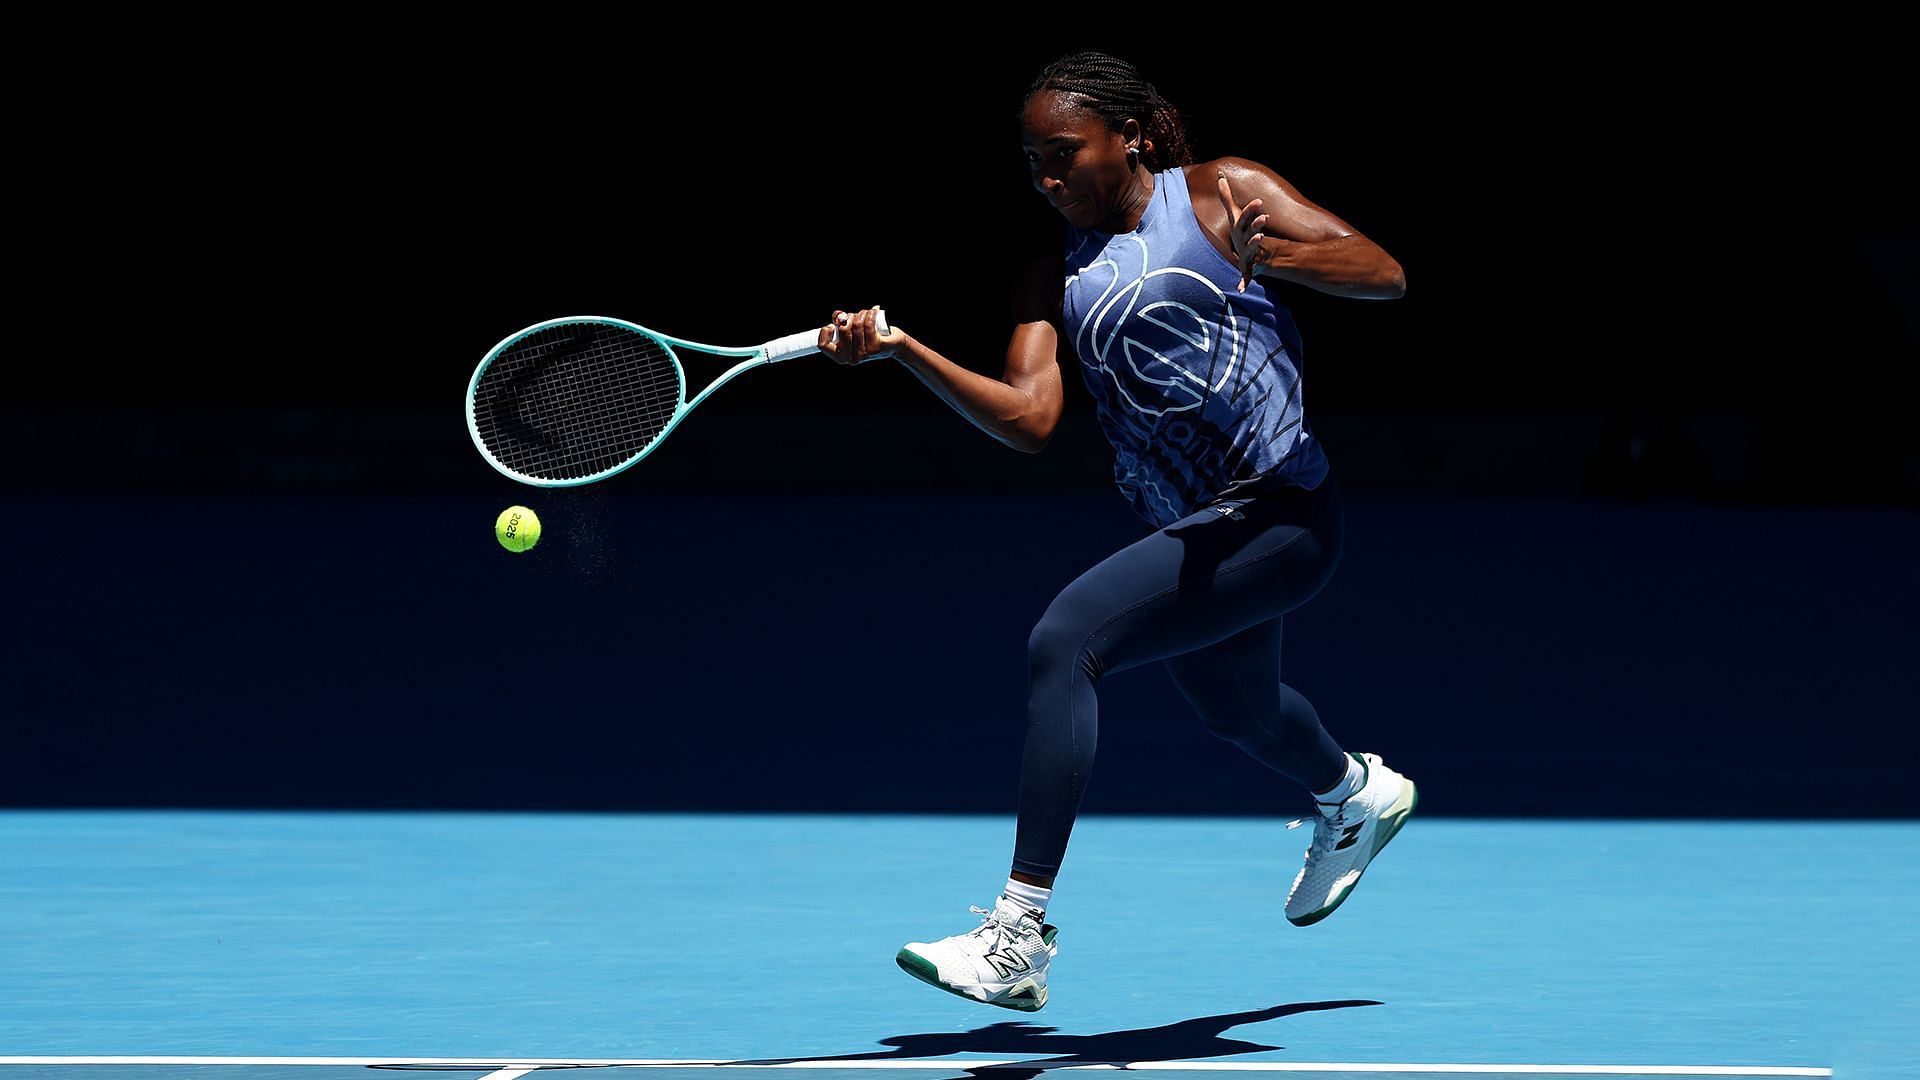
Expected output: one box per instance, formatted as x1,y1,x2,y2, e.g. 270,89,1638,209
898,902,1057,1012
1285,753,1417,928
983,945,1032,979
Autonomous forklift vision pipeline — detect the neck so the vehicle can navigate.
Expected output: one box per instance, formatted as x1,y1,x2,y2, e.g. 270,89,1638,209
1093,168,1155,233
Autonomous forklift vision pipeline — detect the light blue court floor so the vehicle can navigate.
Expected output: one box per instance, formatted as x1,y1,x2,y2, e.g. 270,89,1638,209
1,814,1913,1079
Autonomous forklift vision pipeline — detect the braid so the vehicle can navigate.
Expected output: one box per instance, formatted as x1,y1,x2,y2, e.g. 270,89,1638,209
1023,50,1194,170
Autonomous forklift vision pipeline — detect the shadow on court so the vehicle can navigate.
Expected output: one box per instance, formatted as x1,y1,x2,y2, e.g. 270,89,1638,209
729,1000,1381,1076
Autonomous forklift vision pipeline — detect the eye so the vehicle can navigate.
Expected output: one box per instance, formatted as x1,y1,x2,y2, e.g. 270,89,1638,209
1057,147,1075,159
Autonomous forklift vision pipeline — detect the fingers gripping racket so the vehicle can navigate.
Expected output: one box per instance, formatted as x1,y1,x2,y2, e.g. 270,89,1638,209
466,309,888,486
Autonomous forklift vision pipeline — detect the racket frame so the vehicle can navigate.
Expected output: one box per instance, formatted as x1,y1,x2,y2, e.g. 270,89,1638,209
466,310,885,487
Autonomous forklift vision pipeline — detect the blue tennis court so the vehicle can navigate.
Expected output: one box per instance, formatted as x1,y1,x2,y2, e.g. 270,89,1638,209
9,31,1914,1080
3,812,1910,1077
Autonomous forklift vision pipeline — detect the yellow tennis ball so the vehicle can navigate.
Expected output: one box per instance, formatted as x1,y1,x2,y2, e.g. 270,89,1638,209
495,505,541,553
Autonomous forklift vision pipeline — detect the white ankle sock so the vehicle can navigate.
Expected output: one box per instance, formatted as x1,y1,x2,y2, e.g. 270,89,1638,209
1314,754,1365,807
1003,877,1051,917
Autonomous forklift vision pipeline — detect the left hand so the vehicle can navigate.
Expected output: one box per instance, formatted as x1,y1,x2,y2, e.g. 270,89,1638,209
1217,172,1281,293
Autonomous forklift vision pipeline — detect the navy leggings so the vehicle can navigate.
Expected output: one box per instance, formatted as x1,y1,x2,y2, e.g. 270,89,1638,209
1011,473,1348,879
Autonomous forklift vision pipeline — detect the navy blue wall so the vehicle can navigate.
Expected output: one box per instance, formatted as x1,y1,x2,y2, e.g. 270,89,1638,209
12,487,1915,816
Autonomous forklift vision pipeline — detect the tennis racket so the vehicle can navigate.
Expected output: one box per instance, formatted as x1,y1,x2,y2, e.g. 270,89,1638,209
466,308,890,487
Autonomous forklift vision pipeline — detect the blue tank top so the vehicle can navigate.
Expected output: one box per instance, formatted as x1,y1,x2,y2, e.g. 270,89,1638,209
1061,165,1330,527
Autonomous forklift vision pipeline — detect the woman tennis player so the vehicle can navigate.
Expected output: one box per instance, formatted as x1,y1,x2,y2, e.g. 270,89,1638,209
819,50,1413,1012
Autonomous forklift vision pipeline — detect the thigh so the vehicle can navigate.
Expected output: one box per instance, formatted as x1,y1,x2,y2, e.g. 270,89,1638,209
1037,477,1342,679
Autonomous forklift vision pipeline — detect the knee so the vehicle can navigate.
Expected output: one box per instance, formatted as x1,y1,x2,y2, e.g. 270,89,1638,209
1027,607,1104,683
1195,708,1259,744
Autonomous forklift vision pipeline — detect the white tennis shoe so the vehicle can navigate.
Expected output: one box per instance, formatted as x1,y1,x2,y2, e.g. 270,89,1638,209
1284,752,1418,926
895,895,1059,1011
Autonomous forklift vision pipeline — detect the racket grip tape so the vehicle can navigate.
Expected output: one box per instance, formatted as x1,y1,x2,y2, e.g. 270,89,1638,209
763,307,890,363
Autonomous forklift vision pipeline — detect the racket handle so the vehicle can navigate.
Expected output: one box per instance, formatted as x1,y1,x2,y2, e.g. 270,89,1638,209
763,307,890,363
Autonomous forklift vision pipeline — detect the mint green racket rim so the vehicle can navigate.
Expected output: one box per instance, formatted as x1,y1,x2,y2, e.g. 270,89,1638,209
466,316,769,488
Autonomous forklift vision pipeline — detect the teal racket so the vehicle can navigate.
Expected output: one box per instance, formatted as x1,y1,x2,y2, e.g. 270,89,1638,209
467,309,889,487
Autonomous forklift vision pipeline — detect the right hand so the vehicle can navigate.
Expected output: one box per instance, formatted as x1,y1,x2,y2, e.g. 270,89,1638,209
819,306,901,366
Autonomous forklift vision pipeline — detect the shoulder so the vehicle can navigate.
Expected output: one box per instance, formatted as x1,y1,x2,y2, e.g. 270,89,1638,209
1012,233,1067,326
1179,159,1270,251
1013,224,1067,279
1193,155,1299,204
1192,155,1360,243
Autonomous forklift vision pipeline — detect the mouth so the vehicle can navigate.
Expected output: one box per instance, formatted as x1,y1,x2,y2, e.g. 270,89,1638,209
1051,198,1081,212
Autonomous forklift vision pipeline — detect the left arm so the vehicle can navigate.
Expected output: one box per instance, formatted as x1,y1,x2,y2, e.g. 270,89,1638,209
1211,156,1406,299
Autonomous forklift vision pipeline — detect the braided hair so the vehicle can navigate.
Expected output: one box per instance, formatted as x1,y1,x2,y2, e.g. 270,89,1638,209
1023,50,1195,172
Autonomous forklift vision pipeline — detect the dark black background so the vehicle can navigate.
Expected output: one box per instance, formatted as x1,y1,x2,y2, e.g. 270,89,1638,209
29,26,1918,435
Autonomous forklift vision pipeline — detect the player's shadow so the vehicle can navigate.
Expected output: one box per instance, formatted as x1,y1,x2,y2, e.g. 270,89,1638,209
728,1000,1379,1078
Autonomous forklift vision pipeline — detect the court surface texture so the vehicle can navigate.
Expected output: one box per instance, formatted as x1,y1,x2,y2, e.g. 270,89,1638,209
2,813,1913,1079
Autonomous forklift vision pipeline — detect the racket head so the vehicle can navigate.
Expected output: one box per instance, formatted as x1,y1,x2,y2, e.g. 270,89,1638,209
466,316,688,487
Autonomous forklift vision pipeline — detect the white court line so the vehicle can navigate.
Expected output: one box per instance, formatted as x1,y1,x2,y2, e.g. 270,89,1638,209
0,1058,1831,1076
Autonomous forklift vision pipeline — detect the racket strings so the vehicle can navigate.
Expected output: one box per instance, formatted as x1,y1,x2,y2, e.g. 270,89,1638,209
471,323,683,481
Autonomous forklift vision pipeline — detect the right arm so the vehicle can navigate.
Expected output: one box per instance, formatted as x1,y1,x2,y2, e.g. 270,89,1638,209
823,251,1068,454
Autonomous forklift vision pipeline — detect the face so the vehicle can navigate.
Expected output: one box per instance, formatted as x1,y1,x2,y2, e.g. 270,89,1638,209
1020,90,1140,229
